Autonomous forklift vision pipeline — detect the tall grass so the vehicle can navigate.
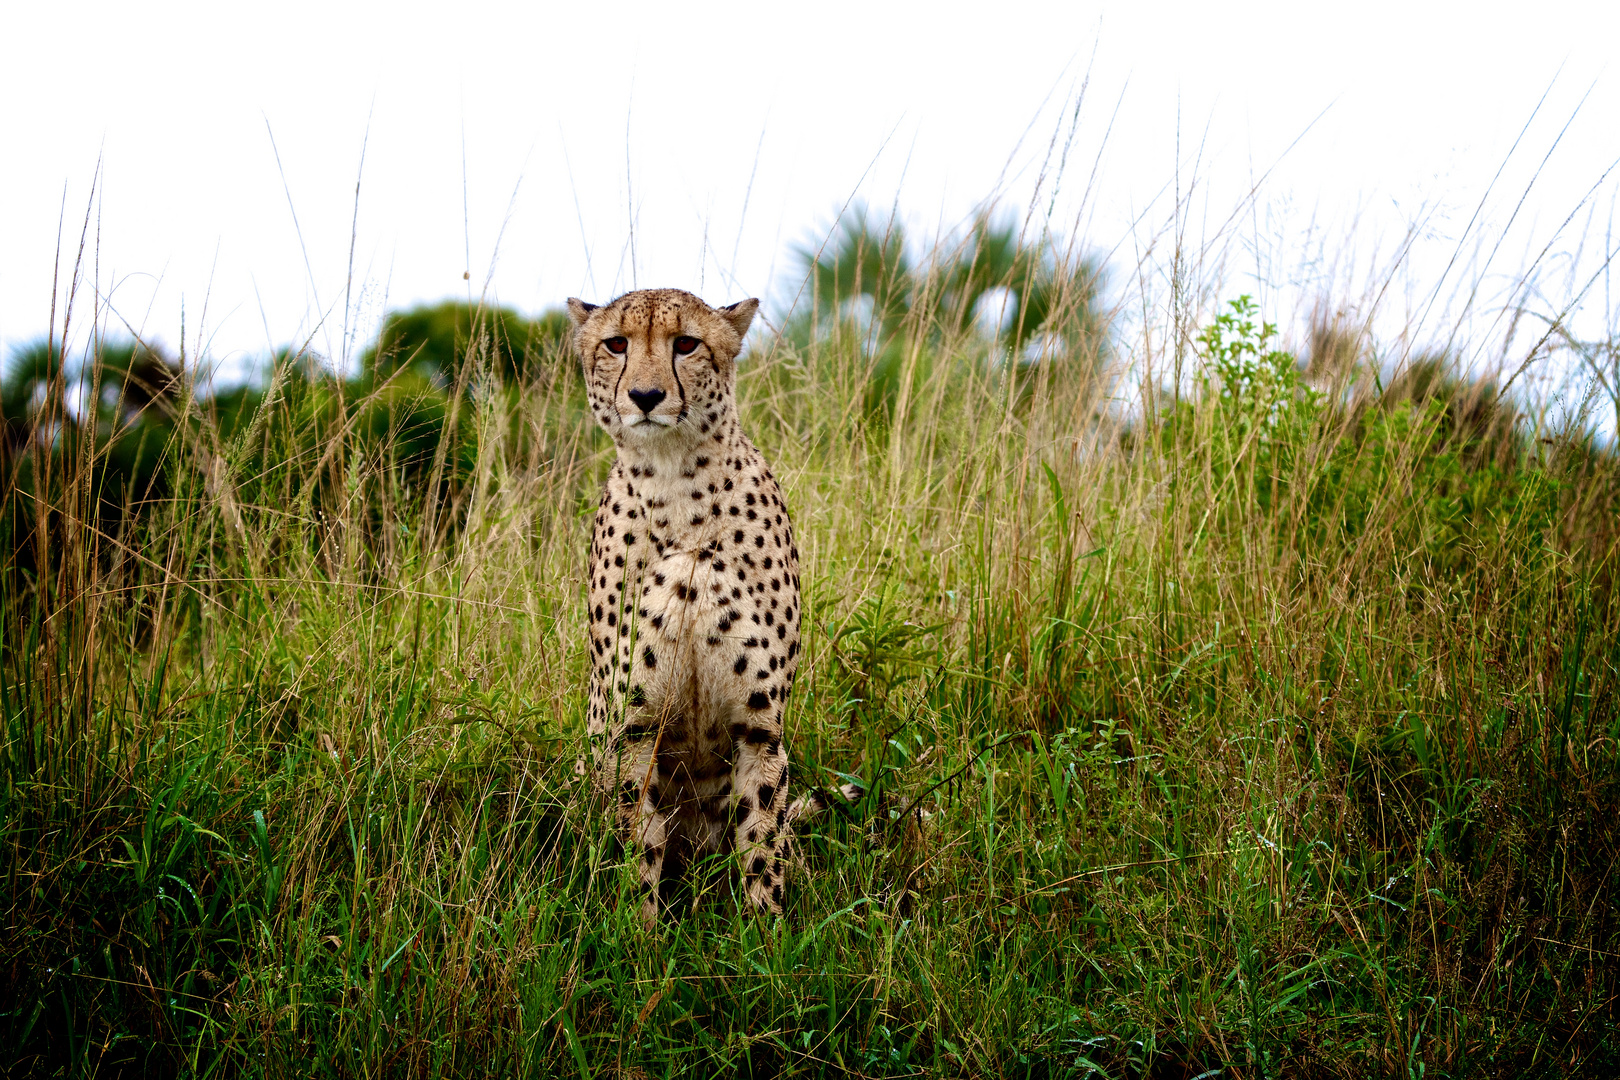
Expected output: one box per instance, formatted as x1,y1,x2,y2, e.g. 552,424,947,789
2,190,1618,1079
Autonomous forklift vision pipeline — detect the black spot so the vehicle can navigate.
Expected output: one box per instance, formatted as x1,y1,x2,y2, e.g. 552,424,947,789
606,610,616,627
750,856,767,876
758,784,776,808
747,691,770,710
627,685,647,706
744,726,772,745
734,655,748,674
772,883,782,906
651,615,664,630
643,647,657,668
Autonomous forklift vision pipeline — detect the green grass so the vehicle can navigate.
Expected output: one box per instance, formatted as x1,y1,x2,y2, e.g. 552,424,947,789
1,227,1618,1077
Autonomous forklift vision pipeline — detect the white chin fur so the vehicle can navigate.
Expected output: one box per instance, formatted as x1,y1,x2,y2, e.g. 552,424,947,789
620,414,677,429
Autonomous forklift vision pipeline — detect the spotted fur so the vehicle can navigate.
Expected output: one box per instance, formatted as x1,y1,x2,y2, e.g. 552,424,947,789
570,288,841,922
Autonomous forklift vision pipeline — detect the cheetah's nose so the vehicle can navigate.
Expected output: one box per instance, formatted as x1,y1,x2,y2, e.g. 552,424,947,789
627,388,666,415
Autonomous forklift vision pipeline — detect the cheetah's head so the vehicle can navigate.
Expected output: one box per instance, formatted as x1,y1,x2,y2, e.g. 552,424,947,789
567,288,758,447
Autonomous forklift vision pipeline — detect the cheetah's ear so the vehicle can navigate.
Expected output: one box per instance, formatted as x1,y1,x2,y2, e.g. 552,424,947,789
566,297,598,329
719,298,759,339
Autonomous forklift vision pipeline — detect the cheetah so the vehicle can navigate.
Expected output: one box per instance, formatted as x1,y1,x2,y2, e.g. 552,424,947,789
568,288,854,923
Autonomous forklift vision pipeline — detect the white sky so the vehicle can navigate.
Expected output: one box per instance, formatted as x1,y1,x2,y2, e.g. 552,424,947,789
3,0,1618,422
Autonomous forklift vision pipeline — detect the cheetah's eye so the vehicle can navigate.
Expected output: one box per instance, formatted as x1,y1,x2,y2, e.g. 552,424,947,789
673,336,700,355
604,336,628,355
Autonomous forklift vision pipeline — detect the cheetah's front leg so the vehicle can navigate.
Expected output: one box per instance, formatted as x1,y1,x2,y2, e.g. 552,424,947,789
730,723,790,914
606,728,672,927
629,794,670,927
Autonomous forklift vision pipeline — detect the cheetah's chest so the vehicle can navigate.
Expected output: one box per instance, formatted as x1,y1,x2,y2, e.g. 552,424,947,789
587,460,803,728
605,528,800,697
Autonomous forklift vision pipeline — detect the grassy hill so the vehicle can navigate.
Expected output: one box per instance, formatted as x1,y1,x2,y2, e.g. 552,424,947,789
1,222,1617,1077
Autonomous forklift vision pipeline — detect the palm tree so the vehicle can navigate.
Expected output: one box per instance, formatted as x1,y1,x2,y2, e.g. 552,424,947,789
788,206,1108,414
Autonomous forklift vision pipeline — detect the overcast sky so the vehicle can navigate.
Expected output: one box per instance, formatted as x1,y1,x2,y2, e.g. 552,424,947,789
3,0,1618,418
